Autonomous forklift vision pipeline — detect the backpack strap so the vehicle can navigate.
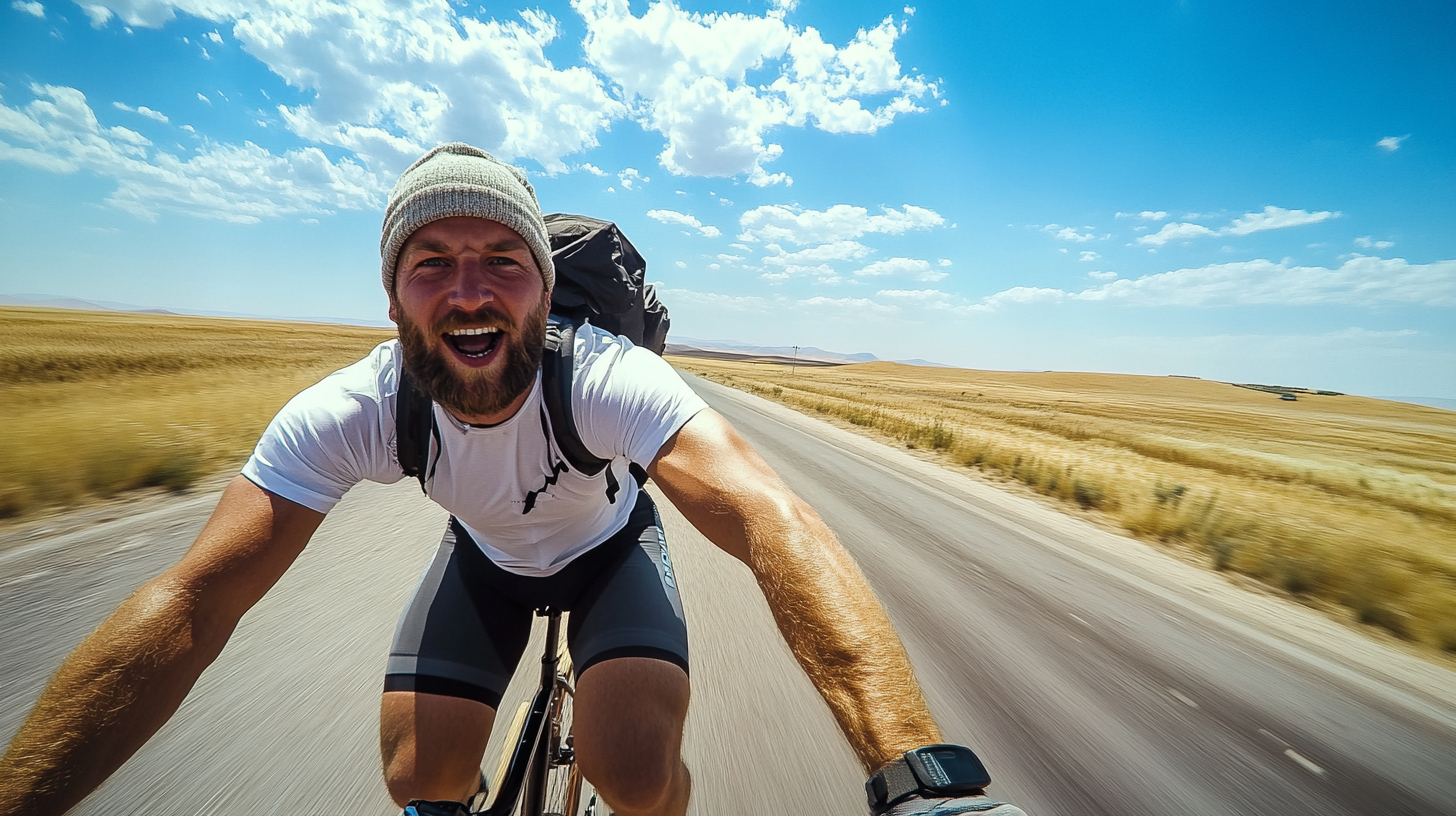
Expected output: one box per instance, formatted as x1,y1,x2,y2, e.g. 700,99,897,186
542,319,651,499
396,367,440,494
541,319,611,479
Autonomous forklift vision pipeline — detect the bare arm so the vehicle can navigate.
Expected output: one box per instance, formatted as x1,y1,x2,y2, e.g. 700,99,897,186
0,476,325,815
648,409,941,773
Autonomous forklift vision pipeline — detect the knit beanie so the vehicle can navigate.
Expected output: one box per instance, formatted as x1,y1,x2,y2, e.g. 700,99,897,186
380,143,555,295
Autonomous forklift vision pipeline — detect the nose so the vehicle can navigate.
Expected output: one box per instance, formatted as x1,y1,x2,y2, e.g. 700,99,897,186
445,257,496,312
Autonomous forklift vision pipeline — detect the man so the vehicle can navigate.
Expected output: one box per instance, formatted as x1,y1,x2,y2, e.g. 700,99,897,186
0,144,1024,816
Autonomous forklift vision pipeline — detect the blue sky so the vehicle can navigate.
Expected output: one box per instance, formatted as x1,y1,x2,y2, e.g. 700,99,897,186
2,0,1453,398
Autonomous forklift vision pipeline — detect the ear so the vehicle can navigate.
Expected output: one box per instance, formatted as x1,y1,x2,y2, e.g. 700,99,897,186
387,296,401,325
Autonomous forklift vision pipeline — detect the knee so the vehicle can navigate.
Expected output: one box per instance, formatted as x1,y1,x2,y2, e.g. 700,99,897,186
578,741,681,813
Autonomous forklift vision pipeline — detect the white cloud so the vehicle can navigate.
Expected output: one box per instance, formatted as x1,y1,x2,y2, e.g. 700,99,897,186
1224,205,1338,235
853,257,945,281
877,287,980,313
195,92,211,105
618,167,649,189
674,260,687,268
976,255,1456,309
1136,206,1338,247
938,258,951,267
1376,134,1409,152
799,295,897,314
576,0,936,185
113,101,169,123
1088,270,1118,280
1044,224,1095,242
580,163,606,175
762,240,872,266
1078,250,1099,262
1355,236,1394,250
1136,221,1218,246
12,1,44,18
1139,210,1167,221
0,84,385,223
55,0,935,187
738,202,943,244
646,208,721,237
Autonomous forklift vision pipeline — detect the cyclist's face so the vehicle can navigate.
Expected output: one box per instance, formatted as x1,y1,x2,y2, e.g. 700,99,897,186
390,217,550,424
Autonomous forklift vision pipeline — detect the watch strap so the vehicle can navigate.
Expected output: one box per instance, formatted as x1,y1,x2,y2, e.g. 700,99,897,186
866,755,924,815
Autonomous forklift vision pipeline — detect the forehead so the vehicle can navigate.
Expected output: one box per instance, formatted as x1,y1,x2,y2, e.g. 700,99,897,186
402,216,528,250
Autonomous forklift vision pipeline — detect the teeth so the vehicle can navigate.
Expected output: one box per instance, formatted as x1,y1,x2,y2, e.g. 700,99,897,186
448,327,500,336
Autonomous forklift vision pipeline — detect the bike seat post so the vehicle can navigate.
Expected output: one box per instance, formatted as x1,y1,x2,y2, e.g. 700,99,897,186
537,607,562,688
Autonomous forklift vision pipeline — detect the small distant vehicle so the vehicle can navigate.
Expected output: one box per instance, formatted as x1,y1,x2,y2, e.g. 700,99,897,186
1280,393,1298,401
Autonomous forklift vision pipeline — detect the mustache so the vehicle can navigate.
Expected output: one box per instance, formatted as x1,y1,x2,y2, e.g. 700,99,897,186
432,306,514,335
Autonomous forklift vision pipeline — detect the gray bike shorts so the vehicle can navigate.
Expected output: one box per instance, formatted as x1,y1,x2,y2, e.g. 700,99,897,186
383,489,689,710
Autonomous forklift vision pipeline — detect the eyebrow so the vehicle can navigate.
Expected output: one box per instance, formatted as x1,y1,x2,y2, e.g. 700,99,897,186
402,237,530,255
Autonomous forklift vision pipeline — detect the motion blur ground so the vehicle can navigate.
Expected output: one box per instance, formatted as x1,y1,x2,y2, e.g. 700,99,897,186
2,376,1454,814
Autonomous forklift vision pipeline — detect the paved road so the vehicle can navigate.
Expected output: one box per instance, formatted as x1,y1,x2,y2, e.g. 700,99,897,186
2,373,1454,815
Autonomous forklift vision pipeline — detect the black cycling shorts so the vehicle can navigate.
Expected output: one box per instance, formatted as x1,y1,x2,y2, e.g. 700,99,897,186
383,489,689,709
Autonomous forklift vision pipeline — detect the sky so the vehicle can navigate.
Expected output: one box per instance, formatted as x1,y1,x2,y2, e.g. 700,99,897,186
2,0,1453,399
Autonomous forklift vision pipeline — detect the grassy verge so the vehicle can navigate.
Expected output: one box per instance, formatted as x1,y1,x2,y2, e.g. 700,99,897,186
0,307,393,520
672,357,1456,653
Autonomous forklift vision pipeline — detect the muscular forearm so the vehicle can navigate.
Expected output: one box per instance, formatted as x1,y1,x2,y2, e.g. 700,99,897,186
0,577,231,815
742,498,942,772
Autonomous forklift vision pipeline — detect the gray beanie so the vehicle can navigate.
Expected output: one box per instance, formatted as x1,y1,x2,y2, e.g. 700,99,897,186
380,142,555,295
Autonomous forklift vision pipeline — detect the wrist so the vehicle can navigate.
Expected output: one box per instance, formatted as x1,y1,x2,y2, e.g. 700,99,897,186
866,744,993,815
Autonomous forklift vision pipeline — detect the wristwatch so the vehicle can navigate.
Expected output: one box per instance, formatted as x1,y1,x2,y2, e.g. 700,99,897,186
865,744,993,815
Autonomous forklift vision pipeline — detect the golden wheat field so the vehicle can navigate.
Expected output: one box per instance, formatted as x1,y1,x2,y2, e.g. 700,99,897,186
0,306,392,519
670,355,1456,652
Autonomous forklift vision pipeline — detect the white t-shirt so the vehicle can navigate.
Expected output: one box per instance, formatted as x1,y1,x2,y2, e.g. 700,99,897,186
242,327,707,576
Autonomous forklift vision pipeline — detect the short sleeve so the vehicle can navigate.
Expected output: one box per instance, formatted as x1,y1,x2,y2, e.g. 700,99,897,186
241,345,405,513
571,330,708,467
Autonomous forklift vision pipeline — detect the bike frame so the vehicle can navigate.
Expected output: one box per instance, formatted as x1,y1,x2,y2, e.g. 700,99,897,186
477,608,577,816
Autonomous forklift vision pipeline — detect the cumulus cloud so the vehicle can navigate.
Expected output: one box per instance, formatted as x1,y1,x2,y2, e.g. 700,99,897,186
646,208,722,237
1136,206,1338,246
1088,270,1117,280
618,167,649,189
738,202,943,244
12,1,44,17
1044,224,1095,242
579,162,606,175
852,257,945,281
0,84,384,223
1355,236,1394,250
975,255,1456,309
762,240,872,266
1377,134,1408,152
112,101,169,122
1078,250,1099,262
576,0,937,185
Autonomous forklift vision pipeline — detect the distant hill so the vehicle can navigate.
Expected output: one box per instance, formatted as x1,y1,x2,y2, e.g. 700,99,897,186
0,293,392,328
669,336,947,367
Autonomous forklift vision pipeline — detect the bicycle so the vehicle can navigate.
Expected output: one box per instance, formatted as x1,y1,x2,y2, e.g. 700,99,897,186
464,607,602,816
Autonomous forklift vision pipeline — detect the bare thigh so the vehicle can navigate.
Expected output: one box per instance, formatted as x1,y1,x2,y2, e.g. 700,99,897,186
380,691,496,806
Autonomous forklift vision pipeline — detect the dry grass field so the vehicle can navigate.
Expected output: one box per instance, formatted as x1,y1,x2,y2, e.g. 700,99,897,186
671,356,1456,652
0,307,392,520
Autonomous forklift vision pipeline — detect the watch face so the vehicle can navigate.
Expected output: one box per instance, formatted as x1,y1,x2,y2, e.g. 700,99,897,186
911,745,991,791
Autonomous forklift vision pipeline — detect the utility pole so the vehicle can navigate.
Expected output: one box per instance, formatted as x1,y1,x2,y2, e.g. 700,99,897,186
791,345,799,376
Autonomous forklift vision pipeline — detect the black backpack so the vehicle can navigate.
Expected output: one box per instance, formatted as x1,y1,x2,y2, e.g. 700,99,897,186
396,214,665,502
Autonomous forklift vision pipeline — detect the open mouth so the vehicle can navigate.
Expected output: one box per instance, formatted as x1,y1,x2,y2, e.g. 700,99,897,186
442,326,503,360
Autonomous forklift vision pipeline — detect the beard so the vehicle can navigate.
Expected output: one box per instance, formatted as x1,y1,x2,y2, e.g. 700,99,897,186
397,299,548,420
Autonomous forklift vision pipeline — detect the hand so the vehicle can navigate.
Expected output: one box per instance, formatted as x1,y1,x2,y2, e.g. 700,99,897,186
882,793,1028,815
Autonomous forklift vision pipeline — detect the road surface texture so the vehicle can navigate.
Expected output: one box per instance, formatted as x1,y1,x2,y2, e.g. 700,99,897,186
2,372,1454,815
